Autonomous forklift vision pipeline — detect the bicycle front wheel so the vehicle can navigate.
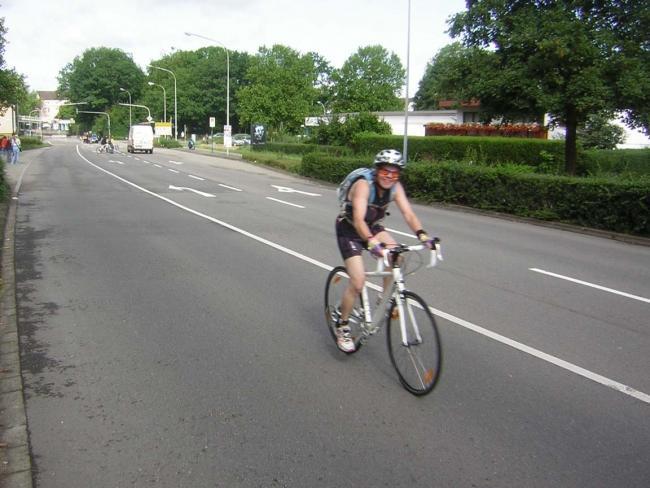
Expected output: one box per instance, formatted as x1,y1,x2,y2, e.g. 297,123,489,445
324,266,364,354
386,291,441,395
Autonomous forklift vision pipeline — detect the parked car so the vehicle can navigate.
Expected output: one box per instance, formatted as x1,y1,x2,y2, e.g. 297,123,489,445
89,134,99,143
232,133,251,146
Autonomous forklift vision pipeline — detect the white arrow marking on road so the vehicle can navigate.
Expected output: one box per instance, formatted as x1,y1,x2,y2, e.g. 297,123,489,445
168,185,216,198
76,146,650,405
271,185,320,197
266,197,305,208
219,183,242,192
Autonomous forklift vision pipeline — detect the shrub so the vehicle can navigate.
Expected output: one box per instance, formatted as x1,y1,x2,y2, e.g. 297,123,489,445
400,162,649,235
297,153,650,236
311,112,392,146
300,153,370,182
354,134,569,170
252,142,351,157
154,138,182,149
582,148,650,177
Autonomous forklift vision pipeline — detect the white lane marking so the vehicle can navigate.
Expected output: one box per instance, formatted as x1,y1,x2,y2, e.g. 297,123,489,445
109,160,124,165
266,197,305,209
530,268,650,304
387,227,415,238
141,160,151,164
153,164,162,168
169,160,183,165
134,158,141,161
168,185,216,198
271,185,321,197
168,169,180,174
75,146,650,405
189,175,205,181
219,183,242,192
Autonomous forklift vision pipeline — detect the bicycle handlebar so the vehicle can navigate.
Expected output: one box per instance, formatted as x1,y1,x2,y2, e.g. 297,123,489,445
376,241,443,271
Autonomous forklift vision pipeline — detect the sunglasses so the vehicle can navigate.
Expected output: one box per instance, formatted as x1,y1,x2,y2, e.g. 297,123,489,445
378,167,400,180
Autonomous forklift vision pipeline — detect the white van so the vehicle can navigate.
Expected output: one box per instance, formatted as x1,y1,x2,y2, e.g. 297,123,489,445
127,124,154,154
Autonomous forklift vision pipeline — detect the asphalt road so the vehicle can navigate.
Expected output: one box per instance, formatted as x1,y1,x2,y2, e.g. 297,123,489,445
9,139,650,487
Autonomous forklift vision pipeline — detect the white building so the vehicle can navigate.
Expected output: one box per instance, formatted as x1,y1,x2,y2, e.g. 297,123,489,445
0,105,17,135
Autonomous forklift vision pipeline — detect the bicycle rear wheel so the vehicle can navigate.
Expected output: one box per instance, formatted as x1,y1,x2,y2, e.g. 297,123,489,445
324,266,364,354
386,291,441,395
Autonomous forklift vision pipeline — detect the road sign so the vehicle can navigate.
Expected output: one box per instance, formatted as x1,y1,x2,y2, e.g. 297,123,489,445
224,125,232,148
209,117,216,128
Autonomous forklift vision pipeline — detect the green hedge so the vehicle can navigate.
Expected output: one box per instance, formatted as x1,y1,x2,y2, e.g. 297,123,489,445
582,148,650,176
154,138,183,149
353,134,567,170
298,154,649,235
401,162,649,235
253,142,350,156
300,152,370,182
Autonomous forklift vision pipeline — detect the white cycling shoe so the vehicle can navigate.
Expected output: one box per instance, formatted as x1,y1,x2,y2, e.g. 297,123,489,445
336,324,356,353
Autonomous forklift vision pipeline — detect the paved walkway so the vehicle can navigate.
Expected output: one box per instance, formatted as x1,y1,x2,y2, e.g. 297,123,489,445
0,154,34,488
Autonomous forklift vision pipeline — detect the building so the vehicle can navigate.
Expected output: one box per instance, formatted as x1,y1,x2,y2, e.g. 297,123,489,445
16,91,74,135
305,105,480,138
0,105,17,135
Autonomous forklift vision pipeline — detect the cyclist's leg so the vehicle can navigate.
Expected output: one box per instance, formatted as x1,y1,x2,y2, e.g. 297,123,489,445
340,255,365,322
370,227,397,294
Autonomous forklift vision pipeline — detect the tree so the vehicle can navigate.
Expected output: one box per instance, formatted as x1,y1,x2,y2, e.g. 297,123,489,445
311,112,392,146
413,42,495,111
0,15,28,112
147,48,250,135
57,47,145,130
449,0,650,174
331,45,405,113
577,112,626,150
309,51,335,114
236,45,318,134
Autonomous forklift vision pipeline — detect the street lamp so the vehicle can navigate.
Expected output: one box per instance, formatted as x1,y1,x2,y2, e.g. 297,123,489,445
147,81,167,123
148,65,178,140
118,103,152,122
29,109,42,139
185,31,230,149
119,88,132,127
77,110,111,139
402,0,412,163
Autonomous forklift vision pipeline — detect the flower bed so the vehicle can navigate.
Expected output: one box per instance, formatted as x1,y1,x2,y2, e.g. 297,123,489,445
424,123,548,139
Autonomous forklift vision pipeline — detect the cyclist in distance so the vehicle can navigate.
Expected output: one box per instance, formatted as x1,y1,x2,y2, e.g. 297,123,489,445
335,149,437,353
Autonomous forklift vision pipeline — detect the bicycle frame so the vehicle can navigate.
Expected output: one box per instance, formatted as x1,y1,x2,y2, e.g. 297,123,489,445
356,243,441,346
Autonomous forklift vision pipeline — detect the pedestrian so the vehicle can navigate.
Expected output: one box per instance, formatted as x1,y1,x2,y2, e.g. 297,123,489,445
10,133,21,164
0,135,9,163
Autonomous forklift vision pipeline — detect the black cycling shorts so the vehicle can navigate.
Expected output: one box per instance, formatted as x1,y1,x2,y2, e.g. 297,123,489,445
335,218,385,260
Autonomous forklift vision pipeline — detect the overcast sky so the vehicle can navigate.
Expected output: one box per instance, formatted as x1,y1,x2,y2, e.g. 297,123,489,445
2,0,466,96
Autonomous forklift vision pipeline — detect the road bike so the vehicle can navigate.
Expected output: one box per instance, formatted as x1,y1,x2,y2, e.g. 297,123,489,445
96,143,115,154
324,242,443,396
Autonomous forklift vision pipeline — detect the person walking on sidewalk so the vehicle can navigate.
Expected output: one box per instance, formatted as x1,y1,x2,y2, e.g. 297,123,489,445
0,135,10,163
10,133,21,164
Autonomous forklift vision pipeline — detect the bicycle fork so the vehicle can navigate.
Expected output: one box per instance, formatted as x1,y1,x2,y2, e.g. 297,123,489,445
391,269,423,347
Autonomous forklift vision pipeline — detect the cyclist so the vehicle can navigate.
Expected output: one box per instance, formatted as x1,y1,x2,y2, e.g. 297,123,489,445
334,149,436,353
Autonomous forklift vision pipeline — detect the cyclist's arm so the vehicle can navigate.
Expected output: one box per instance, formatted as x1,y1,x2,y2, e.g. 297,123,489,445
349,179,374,242
393,183,425,234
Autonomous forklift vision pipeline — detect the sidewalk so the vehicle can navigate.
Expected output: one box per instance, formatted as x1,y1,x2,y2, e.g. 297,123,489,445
0,156,33,488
